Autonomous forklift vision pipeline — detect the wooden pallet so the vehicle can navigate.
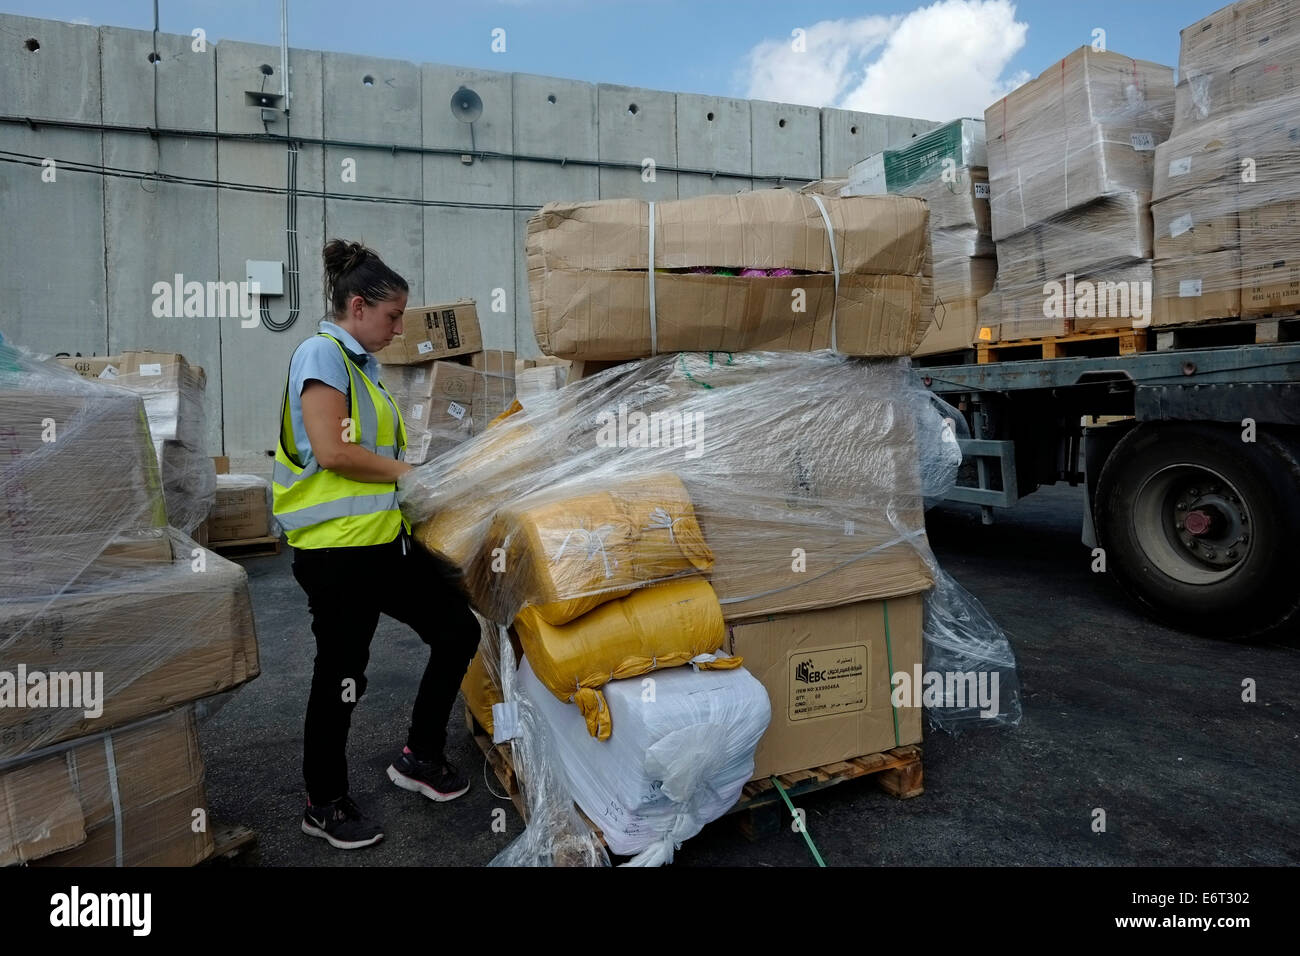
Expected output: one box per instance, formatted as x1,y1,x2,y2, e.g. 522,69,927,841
202,821,258,865
210,534,282,559
466,705,922,850
978,328,1147,363
731,745,923,840
1155,314,1300,351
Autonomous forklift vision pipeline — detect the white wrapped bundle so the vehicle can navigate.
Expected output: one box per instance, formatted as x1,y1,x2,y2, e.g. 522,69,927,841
516,654,770,866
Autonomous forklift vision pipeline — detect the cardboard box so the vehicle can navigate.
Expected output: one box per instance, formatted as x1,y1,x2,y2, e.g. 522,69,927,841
995,192,1154,291
402,396,473,433
1233,0,1300,60
374,301,482,365
0,385,166,599
847,119,987,195
55,355,122,381
1240,199,1300,315
468,350,516,420
904,166,993,255
1152,118,1240,201
208,476,271,542
1,708,212,867
725,593,924,780
977,260,1154,341
527,191,930,359
915,258,997,355
0,532,260,760
1153,249,1242,325
211,455,230,474
1178,4,1236,80
1229,56,1300,105
985,47,1174,241
1152,187,1240,258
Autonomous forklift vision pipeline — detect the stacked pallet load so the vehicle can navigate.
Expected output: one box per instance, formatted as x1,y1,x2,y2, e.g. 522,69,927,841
978,48,1175,357
206,471,280,556
1150,0,1300,342
404,190,1022,866
0,342,261,866
844,118,996,358
57,350,216,536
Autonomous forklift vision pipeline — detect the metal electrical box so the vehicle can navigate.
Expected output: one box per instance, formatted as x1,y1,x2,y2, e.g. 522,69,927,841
246,260,284,296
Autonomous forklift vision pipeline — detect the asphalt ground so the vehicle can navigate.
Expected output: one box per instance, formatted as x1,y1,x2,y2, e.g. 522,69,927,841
201,483,1300,867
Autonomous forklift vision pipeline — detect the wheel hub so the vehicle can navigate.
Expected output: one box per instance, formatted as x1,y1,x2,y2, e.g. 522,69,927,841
1173,488,1246,569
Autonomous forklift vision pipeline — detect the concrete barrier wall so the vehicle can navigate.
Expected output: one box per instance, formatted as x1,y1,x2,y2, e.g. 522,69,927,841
0,14,938,471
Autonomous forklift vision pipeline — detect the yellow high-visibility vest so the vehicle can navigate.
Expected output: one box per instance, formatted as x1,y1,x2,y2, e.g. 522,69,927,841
272,333,409,549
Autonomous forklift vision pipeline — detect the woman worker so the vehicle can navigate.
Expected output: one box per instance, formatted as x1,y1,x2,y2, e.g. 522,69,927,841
272,239,481,850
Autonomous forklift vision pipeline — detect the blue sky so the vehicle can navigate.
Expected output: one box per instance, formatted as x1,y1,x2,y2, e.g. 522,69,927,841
2,0,1228,119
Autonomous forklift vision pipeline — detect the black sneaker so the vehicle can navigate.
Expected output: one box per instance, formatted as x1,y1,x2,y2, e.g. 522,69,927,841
387,747,470,802
301,795,384,850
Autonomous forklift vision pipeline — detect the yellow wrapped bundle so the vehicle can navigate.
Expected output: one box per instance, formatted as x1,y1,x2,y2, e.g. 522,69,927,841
515,575,739,740
412,420,538,570
475,472,714,625
462,650,502,735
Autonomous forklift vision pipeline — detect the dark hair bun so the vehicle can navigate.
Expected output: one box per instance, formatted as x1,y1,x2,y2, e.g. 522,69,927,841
322,238,372,285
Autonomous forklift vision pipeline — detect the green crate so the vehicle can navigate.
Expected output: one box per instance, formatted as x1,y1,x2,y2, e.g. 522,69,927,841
884,118,985,192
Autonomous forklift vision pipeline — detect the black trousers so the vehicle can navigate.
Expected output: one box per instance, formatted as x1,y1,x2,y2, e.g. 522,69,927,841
291,530,481,805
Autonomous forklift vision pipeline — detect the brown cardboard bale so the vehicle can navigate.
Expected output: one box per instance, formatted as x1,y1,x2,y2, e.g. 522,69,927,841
374,301,482,364
985,47,1173,241
527,191,930,359
1152,186,1240,258
0,531,260,760
22,708,212,867
1240,199,1300,314
725,593,924,780
55,355,123,381
208,475,271,542
1153,249,1243,324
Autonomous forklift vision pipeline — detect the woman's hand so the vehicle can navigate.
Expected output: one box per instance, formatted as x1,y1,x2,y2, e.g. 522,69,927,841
301,380,411,483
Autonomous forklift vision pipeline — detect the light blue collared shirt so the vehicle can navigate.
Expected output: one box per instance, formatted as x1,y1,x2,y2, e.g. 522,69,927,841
285,320,389,467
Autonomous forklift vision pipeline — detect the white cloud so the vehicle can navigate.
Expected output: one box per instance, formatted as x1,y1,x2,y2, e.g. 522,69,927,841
742,0,1031,122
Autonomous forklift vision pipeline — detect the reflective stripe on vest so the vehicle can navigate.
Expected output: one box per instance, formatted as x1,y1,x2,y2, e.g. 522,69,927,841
272,333,409,548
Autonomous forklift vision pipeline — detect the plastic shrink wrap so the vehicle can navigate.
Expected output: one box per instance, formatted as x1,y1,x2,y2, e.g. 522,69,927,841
516,654,770,866
405,350,1022,865
0,342,259,865
1148,0,1300,326
980,47,1175,341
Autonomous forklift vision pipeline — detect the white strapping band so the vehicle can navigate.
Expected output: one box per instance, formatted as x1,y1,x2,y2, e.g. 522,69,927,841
808,194,841,353
104,735,124,867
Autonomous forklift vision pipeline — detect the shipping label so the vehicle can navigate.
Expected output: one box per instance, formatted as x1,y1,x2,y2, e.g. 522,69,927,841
788,643,868,721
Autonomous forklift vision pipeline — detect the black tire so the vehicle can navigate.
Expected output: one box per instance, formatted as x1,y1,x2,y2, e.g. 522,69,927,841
1094,421,1300,640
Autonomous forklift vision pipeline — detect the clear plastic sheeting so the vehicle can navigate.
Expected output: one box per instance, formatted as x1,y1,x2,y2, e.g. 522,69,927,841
404,350,1021,865
1147,0,1300,326
403,352,958,625
516,654,770,865
984,47,1175,242
923,569,1024,733
0,342,260,763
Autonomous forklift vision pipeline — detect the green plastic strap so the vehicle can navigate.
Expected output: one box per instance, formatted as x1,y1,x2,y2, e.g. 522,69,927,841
770,777,826,868
884,599,899,748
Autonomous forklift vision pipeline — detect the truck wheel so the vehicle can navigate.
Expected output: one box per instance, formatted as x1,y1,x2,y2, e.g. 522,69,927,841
1095,422,1300,640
